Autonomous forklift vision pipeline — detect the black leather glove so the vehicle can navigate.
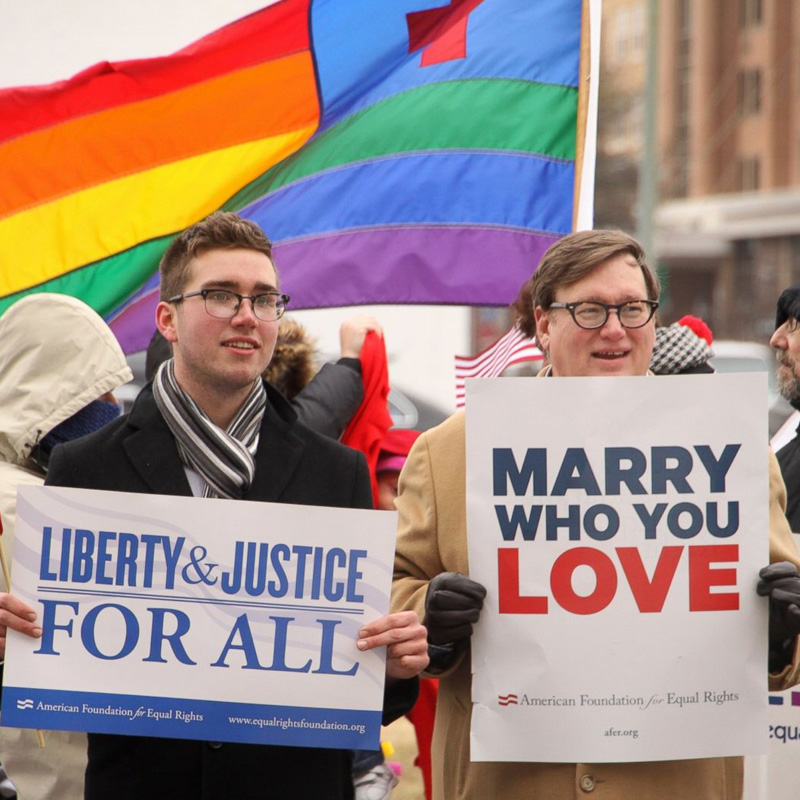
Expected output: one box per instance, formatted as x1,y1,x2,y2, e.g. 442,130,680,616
757,562,800,670
758,562,800,637
424,572,487,647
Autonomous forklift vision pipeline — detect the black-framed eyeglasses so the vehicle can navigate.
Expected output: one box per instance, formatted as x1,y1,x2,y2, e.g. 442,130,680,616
548,300,658,330
169,289,290,322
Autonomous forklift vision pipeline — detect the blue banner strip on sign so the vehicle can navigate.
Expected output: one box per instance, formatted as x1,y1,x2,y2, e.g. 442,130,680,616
1,687,380,750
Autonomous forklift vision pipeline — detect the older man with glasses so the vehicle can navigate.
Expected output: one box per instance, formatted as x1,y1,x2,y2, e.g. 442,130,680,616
392,229,800,800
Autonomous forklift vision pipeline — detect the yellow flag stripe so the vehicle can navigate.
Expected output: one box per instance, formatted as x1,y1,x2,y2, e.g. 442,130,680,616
0,124,316,297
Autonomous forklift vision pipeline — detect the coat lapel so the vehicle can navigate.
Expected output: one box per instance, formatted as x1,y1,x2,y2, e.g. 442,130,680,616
122,383,303,501
122,386,193,496
245,389,305,503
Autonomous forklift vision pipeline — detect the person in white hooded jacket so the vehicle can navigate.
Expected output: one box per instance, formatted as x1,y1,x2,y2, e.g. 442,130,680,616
0,292,132,799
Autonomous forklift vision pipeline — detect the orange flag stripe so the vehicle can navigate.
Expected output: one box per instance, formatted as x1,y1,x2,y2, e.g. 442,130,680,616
1,51,318,221
0,125,316,297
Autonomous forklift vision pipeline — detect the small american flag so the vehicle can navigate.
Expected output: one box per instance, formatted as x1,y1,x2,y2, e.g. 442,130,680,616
455,324,543,407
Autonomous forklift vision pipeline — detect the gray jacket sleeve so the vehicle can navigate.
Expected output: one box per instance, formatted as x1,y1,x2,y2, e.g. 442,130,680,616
291,360,364,439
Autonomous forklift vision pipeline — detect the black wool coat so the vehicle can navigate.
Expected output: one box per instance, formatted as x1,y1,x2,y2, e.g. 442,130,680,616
46,383,416,800
778,427,800,532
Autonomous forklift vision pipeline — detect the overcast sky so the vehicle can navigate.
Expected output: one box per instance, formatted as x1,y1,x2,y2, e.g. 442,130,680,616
1,0,273,88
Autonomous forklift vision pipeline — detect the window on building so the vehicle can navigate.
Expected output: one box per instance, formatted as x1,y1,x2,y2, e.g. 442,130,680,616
737,156,760,190
631,5,646,57
791,236,800,281
740,0,762,27
613,8,631,64
608,4,646,65
629,96,644,142
672,0,692,197
738,69,761,116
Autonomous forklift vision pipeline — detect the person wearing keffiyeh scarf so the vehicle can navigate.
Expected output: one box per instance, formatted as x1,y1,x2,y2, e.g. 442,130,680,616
649,315,715,375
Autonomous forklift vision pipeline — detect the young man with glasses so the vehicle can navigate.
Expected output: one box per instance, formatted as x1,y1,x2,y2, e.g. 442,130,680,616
392,229,800,800
0,212,427,799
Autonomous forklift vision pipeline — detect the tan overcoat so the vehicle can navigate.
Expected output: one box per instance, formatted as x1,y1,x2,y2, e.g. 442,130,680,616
392,408,800,800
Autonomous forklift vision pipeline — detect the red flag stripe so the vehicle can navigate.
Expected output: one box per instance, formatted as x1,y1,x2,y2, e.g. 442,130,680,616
0,0,311,143
455,332,533,375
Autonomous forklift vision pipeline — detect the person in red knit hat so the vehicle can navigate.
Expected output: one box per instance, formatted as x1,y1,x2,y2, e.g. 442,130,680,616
375,430,422,512
374,429,438,800
649,314,715,374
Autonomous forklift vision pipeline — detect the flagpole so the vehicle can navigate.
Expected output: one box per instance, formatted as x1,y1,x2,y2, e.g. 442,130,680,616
572,0,592,231
636,0,658,259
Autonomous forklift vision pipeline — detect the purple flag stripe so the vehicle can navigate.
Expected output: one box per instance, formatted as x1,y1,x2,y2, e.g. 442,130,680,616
109,284,160,354
108,227,558,353
272,227,558,310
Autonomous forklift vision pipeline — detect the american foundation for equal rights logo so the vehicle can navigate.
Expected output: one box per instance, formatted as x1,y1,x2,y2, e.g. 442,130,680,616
498,693,518,706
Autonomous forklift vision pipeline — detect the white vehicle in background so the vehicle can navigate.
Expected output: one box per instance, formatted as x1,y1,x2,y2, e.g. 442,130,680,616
117,351,448,430
709,340,793,437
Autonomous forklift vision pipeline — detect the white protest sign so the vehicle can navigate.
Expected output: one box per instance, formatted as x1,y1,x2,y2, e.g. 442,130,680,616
3,487,396,750
744,653,800,799
466,373,769,762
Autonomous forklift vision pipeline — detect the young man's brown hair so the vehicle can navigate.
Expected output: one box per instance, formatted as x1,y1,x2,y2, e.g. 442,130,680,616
159,211,277,300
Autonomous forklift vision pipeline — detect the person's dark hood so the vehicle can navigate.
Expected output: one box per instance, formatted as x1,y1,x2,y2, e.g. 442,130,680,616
776,285,800,330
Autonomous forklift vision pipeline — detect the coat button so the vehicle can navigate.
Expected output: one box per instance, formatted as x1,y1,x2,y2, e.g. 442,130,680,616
579,774,596,792
207,741,223,750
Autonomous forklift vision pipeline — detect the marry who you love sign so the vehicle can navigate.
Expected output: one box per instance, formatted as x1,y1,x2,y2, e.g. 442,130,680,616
466,374,769,763
3,488,396,750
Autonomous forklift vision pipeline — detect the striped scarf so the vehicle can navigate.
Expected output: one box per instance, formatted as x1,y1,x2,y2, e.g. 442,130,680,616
152,360,266,499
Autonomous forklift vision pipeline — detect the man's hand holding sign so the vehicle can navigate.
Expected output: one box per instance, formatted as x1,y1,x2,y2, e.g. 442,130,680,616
758,562,800,671
358,610,429,681
0,594,40,661
423,572,486,673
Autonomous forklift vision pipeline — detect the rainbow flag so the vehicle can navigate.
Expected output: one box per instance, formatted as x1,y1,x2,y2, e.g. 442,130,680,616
0,0,585,352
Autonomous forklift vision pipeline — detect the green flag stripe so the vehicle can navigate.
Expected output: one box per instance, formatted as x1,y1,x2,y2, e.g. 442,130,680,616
224,78,577,211
0,236,169,318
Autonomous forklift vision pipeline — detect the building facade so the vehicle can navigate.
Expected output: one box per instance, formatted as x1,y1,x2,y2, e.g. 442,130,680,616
656,0,800,339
